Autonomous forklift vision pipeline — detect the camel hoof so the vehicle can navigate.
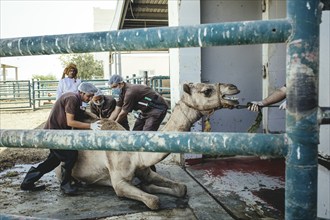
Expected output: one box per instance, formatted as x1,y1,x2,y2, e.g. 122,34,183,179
146,195,160,210
176,184,187,197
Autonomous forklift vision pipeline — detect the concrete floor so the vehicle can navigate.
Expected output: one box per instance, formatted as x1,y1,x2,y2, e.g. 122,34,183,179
0,156,285,220
0,163,232,220
186,156,285,220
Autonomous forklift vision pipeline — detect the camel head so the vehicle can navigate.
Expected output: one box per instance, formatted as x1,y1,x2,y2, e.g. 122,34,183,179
182,82,240,112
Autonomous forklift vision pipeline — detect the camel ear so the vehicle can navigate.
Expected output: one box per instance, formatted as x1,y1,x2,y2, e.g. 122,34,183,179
183,84,191,95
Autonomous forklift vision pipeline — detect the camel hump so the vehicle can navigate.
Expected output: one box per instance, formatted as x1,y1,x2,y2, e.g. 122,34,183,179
100,119,126,131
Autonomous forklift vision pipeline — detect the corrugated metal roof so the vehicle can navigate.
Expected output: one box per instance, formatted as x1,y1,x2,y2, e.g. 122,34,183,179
120,0,168,29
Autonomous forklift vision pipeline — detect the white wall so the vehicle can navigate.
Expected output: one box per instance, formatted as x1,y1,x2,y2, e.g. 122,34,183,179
317,10,330,220
169,0,201,109
201,0,263,132
119,53,169,79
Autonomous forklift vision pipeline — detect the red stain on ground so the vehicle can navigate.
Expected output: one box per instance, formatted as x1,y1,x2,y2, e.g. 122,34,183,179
186,156,285,216
186,156,285,181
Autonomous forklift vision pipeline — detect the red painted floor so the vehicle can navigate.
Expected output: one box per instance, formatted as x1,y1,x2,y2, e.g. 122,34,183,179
185,156,285,219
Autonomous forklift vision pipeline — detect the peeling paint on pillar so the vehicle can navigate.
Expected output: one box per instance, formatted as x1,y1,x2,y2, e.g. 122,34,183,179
0,130,286,157
285,0,321,219
1,19,292,57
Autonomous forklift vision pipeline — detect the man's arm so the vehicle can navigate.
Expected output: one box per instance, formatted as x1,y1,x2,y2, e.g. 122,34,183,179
261,86,286,106
66,113,93,129
248,86,286,112
90,104,98,116
109,106,121,120
115,109,129,124
56,80,64,100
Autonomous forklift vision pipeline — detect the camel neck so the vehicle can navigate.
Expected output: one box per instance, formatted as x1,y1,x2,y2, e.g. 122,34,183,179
161,101,202,132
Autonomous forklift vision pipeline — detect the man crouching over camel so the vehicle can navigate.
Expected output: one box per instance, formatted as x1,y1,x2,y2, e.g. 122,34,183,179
20,82,101,195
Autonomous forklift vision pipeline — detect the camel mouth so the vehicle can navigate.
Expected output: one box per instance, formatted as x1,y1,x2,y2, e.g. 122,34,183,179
222,90,240,105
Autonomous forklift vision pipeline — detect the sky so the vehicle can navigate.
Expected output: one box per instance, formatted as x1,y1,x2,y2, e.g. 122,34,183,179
0,0,117,80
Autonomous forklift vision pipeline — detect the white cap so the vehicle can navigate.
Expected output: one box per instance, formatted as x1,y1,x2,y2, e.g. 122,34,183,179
94,89,103,97
109,74,123,85
78,82,98,95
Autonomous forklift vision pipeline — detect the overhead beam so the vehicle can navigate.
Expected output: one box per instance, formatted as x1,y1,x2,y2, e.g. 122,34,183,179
126,12,168,19
0,19,292,57
131,3,168,10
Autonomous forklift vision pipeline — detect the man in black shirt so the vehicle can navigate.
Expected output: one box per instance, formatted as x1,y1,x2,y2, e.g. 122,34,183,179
90,89,130,130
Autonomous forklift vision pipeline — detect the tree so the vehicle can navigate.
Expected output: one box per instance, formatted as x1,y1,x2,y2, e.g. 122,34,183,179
32,74,56,80
59,53,104,80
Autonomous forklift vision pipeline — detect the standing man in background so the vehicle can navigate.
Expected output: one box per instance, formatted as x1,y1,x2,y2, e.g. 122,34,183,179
56,63,82,100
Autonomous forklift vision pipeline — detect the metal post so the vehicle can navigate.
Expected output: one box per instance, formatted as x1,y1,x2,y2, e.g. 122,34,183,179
143,71,148,85
28,80,32,108
285,0,321,218
31,78,36,111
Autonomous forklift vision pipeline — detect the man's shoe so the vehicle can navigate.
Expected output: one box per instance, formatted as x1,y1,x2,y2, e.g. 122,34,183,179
20,167,45,191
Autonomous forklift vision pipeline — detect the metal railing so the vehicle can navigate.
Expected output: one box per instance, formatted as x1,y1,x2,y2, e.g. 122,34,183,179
0,0,328,219
0,80,32,109
0,77,170,110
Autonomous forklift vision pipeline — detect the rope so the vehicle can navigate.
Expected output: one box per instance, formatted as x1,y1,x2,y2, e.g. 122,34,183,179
247,110,263,133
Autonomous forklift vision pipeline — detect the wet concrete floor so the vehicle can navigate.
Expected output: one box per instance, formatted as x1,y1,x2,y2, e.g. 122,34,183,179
0,162,231,220
186,156,285,219
0,156,285,219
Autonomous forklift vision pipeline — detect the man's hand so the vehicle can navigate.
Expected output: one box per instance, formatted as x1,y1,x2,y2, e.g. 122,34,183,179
247,101,263,112
90,121,101,130
279,100,286,110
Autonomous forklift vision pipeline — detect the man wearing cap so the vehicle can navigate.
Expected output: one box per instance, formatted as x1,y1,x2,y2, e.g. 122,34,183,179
20,82,101,195
109,74,168,132
108,75,168,172
90,89,130,130
56,63,82,100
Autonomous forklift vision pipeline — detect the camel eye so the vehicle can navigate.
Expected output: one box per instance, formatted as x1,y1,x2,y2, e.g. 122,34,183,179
202,88,213,97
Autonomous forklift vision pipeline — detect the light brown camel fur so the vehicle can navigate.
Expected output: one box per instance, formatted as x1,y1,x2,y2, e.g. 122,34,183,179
55,82,240,210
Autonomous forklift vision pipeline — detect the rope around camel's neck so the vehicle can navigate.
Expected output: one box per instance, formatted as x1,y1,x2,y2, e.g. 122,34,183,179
161,100,210,132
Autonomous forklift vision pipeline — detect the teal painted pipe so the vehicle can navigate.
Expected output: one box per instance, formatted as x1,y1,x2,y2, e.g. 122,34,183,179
285,0,321,219
0,129,286,157
0,19,292,57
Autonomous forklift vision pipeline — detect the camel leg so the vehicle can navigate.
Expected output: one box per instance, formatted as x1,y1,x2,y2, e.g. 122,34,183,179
139,152,170,168
140,171,187,198
111,172,160,210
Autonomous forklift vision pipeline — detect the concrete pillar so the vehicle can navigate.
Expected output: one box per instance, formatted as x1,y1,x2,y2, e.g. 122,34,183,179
168,0,202,163
168,0,202,109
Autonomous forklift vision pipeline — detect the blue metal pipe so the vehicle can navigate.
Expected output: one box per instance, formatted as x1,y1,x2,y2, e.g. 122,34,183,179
0,130,287,157
0,19,292,57
285,0,321,218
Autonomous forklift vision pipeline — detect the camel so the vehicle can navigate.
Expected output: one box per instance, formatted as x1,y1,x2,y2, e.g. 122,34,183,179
55,82,240,210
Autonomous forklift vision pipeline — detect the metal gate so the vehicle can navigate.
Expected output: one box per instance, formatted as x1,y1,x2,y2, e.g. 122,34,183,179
0,78,169,110
1,0,329,219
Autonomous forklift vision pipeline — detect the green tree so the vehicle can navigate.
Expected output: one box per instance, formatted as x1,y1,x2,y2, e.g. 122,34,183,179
32,74,56,80
59,53,104,80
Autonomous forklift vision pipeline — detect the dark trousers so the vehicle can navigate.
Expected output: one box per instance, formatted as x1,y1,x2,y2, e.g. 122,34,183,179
133,108,167,131
36,149,78,174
